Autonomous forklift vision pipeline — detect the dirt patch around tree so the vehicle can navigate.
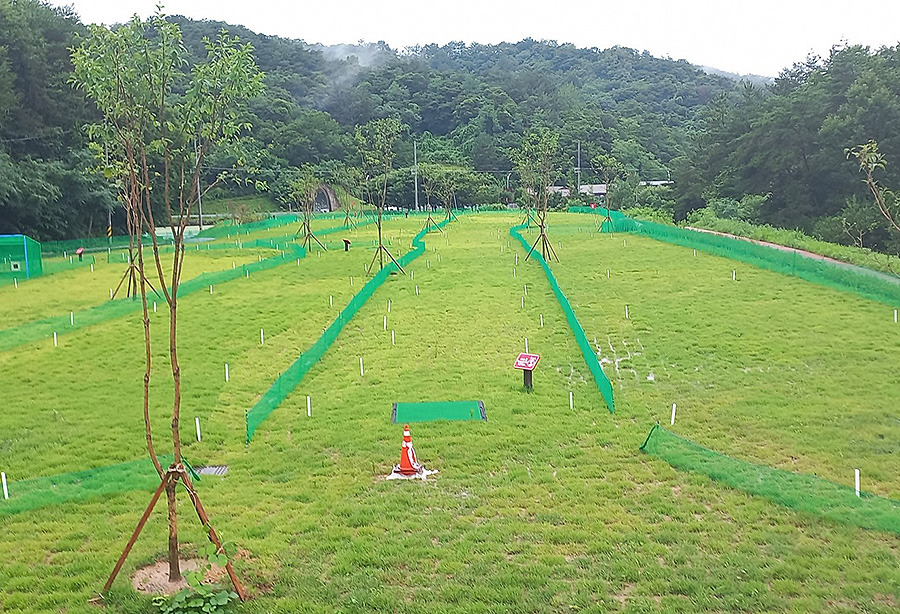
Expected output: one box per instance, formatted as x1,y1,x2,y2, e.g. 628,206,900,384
132,549,252,596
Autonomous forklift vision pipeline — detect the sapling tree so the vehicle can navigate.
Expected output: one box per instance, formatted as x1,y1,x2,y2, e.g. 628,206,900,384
355,117,404,272
71,11,263,592
511,128,560,261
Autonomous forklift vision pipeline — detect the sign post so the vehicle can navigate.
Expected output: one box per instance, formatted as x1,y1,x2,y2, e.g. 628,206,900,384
513,353,541,392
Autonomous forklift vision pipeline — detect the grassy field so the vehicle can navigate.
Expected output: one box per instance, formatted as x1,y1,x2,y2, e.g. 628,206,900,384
0,213,897,613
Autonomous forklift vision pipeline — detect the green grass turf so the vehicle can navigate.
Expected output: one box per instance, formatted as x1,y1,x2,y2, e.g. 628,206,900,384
0,213,898,613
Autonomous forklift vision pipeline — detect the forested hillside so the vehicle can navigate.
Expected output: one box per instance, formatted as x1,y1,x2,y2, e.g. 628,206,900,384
2,1,900,257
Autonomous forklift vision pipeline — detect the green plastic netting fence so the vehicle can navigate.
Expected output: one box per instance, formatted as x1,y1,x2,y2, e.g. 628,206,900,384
0,455,174,516
0,218,379,352
0,245,306,353
509,222,615,413
568,207,900,307
640,425,900,535
245,216,456,443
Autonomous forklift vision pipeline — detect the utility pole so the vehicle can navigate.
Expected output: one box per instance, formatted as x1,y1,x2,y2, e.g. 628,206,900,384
413,141,419,211
576,141,581,196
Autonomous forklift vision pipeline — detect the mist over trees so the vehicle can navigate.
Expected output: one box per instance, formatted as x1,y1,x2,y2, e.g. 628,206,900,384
3,1,900,256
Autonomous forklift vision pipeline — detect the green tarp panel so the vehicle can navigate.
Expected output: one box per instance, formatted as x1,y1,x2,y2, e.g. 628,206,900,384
392,400,487,423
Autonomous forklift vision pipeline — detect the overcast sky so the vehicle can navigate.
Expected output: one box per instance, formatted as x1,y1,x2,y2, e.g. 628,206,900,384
49,0,900,77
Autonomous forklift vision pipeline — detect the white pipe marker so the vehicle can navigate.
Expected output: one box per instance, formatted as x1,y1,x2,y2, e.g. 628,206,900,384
195,417,201,442
307,395,311,417
732,270,736,281
53,332,58,347
1,472,7,500
383,316,387,331
90,264,94,273
70,312,74,326
569,391,574,410
359,357,364,376
391,330,395,346
260,328,265,345
625,305,629,319
388,299,391,313
895,309,898,323
540,314,544,328
224,363,229,382
415,285,419,296
521,296,525,308
671,403,677,425
855,468,860,497
524,338,529,353
524,284,528,296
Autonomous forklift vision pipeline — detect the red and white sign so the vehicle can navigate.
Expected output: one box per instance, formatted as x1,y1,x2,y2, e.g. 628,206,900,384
513,353,541,371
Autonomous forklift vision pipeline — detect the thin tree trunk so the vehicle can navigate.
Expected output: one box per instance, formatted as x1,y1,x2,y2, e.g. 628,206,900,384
166,480,180,581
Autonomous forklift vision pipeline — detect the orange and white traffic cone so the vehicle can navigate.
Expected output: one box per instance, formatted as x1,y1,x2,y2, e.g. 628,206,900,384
387,423,439,480
395,424,422,475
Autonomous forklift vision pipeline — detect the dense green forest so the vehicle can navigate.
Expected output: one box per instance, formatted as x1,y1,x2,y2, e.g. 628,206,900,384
2,0,900,256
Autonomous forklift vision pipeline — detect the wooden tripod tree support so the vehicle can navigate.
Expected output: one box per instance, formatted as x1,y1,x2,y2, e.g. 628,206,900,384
297,215,327,251
367,243,405,276
422,210,443,234
112,247,160,300
525,210,559,263
94,464,248,604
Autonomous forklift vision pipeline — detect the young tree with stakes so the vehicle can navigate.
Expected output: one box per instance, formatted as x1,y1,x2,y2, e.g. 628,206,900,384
356,118,405,273
511,128,561,261
419,162,443,233
292,167,327,251
71,13,263,599
438,166,460,223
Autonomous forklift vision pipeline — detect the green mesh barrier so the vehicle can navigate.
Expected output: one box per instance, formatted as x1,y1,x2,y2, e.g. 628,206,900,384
640,425,900,535
568,207,900,306
509,223,615,413
0,218,378,351
41,234,170,257
0,234,42,281
0,455,173,516
245,216,456,443
392,400,487,423
0,244,305,353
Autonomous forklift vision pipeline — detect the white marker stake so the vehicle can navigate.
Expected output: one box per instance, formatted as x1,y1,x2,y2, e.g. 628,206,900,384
524,284,528,296
70,312,74,326
524,338,529,353
391,330,395,346
359,357,364,376
894,309,898,323
1,472,7,500
540,314,544,328
232,261,235,270
297,259,301,266
210,285,213,294
246,270,249,278
671,403,677,425
855,469,860,497
693,249,697,257
606,269,610,279
514,268,516,277
521,296,525,309
307,395,311,417
90,264,94,273
438,254,441,263
415,285,419,296
224,364,229,382
732,270,736,281
53,332,58,347
13,278,17,288
350,276,353,286
388,299,391,313
515,253,519,265
411,271,414,280
383,315,387,331
329,295,333,307
623,239,627,247
260,328,265,345
195,417,201,442
625,305,629,319
109,288,113,300
153,302,157,313
569,391,574,410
